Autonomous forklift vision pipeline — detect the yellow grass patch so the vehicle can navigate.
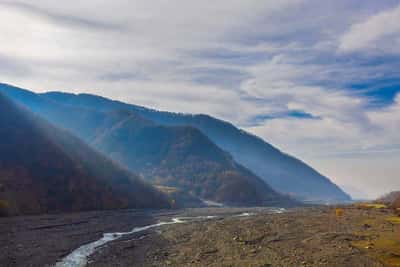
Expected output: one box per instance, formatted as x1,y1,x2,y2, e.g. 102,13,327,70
387,217,400,224
356,203,387,209
353,237,400,266
335,208,344,217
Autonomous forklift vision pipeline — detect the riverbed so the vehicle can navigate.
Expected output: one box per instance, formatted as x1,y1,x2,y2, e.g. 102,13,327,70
0,207,281,267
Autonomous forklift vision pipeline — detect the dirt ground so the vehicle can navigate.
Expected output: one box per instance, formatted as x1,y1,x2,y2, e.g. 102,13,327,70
0,207,271,267
2,206,400,267
89,206,400,267
0,209,171,267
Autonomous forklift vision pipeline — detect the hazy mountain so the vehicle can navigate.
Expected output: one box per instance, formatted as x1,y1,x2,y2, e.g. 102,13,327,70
93,112,292,206
0,92,170,216
0,84,292,206
0,83,350,203
42,91,350,203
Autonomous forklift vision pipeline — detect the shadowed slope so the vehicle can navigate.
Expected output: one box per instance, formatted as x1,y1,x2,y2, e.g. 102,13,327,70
0,93,170,216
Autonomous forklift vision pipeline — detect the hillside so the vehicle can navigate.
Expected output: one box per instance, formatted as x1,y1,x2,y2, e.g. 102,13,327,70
93,113,291,206
0,84,293,207
40,88,350,203
0,83,350,203
0,92,170,216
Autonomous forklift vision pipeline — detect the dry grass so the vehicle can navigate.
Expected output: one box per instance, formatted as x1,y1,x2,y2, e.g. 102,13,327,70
353,238,400,266
356,203,388,209
387,217,400,224
335,208,344,217
351,211,400,267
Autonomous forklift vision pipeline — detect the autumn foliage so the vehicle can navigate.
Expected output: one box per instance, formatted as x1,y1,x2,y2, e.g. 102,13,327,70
335,208,344,217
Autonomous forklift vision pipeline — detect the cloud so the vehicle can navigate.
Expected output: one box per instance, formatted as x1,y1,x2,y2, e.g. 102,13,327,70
339,4,400,53
1,0,400,198
0,1,124,31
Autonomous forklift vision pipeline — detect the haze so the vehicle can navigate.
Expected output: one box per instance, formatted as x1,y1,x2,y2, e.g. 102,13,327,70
1,0,400,199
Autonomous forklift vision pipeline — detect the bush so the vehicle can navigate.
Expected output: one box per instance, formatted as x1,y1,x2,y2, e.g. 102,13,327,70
392,197,400,209
335,208,344,217
0,200,10,217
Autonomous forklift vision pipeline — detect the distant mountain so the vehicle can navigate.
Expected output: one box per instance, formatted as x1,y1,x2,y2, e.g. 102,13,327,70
42,91,350,203
93,112,292,206
0,92,170,216
0,83,350,203
0,84,293,207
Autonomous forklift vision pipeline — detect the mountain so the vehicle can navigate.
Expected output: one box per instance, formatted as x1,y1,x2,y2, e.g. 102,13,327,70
0,83,350,203
43,91,350,203
0,84,292,207
93,112,291,206
0,92,170,216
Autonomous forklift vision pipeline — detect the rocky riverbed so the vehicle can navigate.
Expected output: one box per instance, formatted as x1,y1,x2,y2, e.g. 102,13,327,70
87,206,389,267
2,206,399,266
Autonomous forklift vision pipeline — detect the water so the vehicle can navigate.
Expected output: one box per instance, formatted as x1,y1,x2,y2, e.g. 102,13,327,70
55,208,285,267
55,216,214,267
200,199,224,207
236,212,255,217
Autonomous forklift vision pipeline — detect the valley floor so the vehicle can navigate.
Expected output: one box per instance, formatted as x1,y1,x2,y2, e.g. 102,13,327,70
1,206,399,266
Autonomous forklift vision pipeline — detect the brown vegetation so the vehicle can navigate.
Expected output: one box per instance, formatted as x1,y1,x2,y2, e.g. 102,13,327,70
0,199,9,216
376,191,400,205
376,191,400,216
335,207,344,217
391,196,400,209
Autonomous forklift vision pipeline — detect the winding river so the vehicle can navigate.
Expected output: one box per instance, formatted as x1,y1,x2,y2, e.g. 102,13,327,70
55,215,216,267
55,208,285,267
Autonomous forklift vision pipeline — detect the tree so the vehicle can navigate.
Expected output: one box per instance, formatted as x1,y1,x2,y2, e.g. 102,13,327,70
392,196,400,209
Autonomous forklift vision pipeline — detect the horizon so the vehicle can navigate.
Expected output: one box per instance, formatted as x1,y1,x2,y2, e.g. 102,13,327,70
1,1,400,198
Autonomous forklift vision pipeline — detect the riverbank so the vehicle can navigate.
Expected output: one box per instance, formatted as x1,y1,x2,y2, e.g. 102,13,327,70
0,207,274,266
2,206,399,266
89,206,397,267
0,209,172,267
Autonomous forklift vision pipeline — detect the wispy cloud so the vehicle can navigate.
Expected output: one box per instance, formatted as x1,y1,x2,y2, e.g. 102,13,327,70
0,0,400,198
0,1,124,31
339,4,400,53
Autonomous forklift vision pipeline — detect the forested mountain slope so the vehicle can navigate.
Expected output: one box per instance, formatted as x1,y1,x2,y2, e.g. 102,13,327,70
0,92,170,215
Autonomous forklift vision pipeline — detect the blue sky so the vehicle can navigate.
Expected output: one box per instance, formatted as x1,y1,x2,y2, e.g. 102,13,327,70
1,0,400,198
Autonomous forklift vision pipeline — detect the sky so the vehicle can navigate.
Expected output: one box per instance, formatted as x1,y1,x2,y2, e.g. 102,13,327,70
1,0,400,199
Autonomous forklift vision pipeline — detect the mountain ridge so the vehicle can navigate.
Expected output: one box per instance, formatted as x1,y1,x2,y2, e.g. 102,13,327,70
93,114,290,206
0,83,351,203
0,91,170,215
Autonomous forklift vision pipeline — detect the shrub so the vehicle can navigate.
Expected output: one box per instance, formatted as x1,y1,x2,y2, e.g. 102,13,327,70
0,200,10,217
392,196,400,209
391,196,400,216
335,208,344,217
